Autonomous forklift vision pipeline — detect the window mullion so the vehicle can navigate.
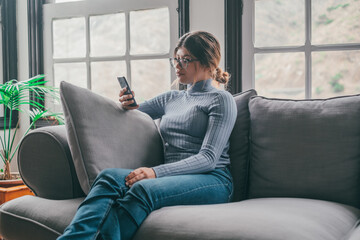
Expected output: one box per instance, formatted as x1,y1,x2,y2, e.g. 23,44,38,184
312,44,360,52
239,0,253,91
250,0,256,91
85,14,91,89
53,54,171,64
254,46,305,54
305,0,312,99
125,11,131,84
127,54,170,61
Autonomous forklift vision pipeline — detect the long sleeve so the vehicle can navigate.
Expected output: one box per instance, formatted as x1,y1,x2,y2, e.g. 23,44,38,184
152,91,237,178
137,91,178,119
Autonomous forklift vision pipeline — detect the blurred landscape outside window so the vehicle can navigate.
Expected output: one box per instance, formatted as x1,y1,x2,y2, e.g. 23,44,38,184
44,0,174,107
252,0,360,99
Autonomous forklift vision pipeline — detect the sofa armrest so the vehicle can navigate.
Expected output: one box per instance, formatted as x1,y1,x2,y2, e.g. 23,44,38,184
18,125,84,199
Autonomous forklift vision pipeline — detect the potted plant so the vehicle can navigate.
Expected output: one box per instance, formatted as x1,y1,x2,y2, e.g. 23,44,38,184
0,75,63,181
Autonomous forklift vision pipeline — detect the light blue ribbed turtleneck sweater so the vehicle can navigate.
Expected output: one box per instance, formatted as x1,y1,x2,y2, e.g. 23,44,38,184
138,79,237,178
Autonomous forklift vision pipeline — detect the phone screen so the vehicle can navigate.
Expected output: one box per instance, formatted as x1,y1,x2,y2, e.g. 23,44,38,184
117,76,137,107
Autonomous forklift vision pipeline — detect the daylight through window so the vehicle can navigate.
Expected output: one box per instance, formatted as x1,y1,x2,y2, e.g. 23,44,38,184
243,0,360,99
43,0,178,107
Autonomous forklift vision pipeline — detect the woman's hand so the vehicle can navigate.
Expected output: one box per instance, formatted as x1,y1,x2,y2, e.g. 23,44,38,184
119,87,139,110
125,167,156,187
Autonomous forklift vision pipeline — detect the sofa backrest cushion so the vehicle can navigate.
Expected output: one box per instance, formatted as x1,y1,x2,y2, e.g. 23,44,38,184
60,81,164,194
248,95,360,208
229,89,257,202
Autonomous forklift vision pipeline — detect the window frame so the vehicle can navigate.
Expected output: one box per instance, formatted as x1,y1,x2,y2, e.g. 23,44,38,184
28,0,53,128
28,1,189,128
0,0,18,128
28,0,45,109
178,0,189,38
28,0,45,80
241,0,360,98
225,0,243,94
177,0,189,90
0,4,3,89
42,0,179,97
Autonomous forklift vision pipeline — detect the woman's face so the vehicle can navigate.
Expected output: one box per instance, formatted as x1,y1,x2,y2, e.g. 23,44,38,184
174,47,210,85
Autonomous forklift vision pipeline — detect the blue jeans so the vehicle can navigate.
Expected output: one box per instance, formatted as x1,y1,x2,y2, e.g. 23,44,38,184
57,167,233,240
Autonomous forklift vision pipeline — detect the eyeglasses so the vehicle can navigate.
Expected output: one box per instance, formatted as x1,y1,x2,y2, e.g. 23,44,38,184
169,57,199,70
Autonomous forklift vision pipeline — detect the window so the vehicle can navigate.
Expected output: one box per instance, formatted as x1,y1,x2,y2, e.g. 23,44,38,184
43,0,178,108
242,0,360,99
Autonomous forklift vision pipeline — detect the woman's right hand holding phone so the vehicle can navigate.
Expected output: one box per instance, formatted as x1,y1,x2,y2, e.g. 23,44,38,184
119,87,139,110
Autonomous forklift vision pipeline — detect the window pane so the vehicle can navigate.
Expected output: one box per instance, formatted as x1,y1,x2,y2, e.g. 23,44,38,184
255,53,305,98
90,13,126,57
91,61,127,101
54,62,87,88
312,0,360,44
312,51,360,98
255,0,305,47
53,18,85,58
130,8,170,55
131,59,170,102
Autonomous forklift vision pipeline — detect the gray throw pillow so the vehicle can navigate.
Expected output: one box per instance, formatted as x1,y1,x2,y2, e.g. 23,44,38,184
229,89,257,202
60,81,164,194
248,95,360,208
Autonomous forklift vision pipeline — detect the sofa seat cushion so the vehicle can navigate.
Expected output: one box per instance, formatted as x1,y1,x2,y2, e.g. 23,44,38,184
0,195,84,240
134,198,360,240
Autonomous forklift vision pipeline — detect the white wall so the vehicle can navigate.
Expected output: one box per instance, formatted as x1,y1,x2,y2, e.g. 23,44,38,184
10,0,30,172
190,0,225,69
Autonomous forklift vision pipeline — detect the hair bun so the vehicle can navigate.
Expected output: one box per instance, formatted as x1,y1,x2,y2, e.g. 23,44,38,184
214,67,230,85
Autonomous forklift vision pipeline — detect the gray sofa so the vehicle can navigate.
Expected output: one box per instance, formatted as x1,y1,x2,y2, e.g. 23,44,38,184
1,84,360,240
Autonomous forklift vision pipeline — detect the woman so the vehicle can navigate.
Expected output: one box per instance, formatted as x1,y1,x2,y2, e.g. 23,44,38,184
58,31,237,240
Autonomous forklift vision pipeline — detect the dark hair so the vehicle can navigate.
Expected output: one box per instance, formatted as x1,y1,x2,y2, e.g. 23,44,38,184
174,31,230,85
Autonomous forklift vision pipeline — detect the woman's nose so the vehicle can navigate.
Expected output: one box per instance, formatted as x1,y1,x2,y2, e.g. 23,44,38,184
175,61,182,70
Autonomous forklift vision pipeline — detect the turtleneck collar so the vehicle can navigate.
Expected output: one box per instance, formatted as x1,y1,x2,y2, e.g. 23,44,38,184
187,79,214,93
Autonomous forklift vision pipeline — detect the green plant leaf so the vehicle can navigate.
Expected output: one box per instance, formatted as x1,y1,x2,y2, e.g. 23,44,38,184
0,74,63,163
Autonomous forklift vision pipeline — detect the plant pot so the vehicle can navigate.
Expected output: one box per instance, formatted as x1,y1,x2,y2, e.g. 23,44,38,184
0,184,34,205
0,172,23,188
0,172,32,205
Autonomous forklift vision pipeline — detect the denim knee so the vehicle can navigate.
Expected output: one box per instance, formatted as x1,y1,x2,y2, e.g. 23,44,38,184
97,168,131,180
94,169,116,185
92,168,132,191
127,180,156,210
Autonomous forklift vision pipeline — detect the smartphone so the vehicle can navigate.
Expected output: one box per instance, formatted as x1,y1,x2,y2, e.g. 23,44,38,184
117,76,138,107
